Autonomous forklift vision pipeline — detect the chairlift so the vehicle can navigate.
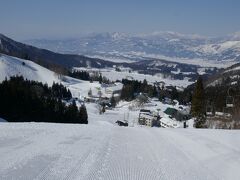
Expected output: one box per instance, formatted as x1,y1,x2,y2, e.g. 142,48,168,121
206,101,214,116
226,96,234,108
226,87,234,108
206,105,213,116
223,107,232,118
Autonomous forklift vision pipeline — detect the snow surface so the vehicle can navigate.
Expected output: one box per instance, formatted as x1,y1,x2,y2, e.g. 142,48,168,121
192,41,240,55
74,67,192,88
1,54,240,179
0,122,240,180
224,65,240,73
85,50,235,68
0,54,60,85
0,118,7,122
126,51,235,68
0,54,108,99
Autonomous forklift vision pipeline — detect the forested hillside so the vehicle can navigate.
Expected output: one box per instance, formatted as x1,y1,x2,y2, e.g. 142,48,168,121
0,76,88,124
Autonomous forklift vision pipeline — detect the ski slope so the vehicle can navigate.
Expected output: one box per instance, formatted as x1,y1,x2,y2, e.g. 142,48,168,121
0,54,103,99
0,122,239,180
0,54,60,85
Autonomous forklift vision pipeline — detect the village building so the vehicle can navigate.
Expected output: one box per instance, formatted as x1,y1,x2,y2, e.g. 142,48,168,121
138,109,160,127
164,107,191,121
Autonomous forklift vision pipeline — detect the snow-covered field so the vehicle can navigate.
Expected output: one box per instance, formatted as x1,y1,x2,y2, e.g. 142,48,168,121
116,51,236,68
74,67,192,88
0,122,240,180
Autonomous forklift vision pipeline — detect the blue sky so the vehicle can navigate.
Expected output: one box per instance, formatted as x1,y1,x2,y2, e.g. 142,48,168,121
0,0,240,40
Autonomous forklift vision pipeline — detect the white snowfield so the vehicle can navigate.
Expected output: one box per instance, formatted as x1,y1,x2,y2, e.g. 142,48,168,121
74,67,192,88
0,122,240,180
0,54,60,85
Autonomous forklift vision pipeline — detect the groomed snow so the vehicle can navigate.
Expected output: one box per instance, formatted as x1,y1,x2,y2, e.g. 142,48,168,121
0,122,240,180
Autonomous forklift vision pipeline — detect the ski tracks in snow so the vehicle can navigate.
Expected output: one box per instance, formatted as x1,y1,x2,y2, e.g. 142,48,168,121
0,123,240,180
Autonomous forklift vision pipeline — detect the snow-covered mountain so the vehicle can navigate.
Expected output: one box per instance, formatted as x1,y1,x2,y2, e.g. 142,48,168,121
0,33,116,69
0,53,112,99
25,31,240,63
206,62,240,87
0,54,61,84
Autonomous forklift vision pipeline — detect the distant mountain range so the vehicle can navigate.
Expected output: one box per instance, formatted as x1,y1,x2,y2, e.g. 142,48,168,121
25,31,240,63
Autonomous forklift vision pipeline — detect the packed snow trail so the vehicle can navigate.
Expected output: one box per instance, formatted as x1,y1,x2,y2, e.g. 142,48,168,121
0,123,240,180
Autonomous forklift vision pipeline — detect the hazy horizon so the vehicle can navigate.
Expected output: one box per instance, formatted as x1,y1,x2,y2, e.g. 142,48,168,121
0,0,240,40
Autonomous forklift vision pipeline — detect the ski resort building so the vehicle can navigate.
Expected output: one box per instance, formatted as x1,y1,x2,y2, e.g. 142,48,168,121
138,109,160,127
164,107,191,121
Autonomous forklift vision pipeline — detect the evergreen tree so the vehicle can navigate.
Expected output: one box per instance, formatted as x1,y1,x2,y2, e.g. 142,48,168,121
79,105,88,124
110,95,116,108
191,77,205,127
152,85,158,97
99,73,103,84
69,70,90,81
0,76,86,124
142,79,148,93
171,87,179,100
65,100,79,123
88,88,92,97
121,84,134,101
